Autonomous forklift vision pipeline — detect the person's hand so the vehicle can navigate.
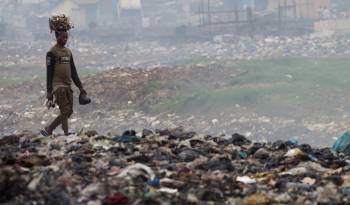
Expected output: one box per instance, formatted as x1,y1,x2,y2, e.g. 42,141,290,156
46,99,55,109
47,91,53,101
79,87,87,95
46,92,55,109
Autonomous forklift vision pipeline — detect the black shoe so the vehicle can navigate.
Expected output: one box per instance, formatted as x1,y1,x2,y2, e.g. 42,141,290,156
40,129,50,137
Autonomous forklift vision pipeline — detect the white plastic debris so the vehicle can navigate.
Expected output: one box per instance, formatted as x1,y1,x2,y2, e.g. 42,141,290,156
117,163,155,182
158,187,178,194
236,176,256,184
285,148,304,157
28,174,43,191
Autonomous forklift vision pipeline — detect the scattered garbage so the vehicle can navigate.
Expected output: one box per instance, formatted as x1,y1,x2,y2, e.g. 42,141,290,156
1,11,350,204
103,193,129,205
236,176,256,184
0,129,349,204
0,40,348,146
332,130,350,154
284,148,304,157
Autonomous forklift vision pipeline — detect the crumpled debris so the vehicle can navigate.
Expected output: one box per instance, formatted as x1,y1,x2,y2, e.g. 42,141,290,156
103,193,128,205
46,185,71,205
18,154,51,167
117,163,155,184
243,192,270,205
285,148,304,157
0,134,20,145
0,128,349,204
236,176,256,184
113,130,140,143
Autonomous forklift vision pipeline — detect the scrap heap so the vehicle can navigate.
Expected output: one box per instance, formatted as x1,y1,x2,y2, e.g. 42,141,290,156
0,128,350,204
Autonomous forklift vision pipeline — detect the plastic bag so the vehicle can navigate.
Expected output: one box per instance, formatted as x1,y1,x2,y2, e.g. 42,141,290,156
332,130,350,154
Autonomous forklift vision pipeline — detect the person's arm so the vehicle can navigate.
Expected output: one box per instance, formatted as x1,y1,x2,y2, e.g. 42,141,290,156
46,52,55,99
70,54,85,93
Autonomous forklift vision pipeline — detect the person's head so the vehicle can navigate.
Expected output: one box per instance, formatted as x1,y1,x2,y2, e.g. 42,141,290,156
55,30,68,47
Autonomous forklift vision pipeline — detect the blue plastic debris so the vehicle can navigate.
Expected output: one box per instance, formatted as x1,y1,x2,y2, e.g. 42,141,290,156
307,154,318,162
147,176,160,187
112,135,140,143
239,151,248,159
288,136,299,145
332,130,350,154
342,187,350,194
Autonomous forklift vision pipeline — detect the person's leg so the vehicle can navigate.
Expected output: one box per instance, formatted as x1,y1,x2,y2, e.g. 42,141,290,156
61,116,69,135
60,88,73,136
41,88,63,136
43,87,72,136
46,115,63,134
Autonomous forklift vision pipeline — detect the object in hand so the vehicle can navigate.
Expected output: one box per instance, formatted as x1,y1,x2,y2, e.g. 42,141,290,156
47,92,53,101
46,100,55,109
79,92,91,105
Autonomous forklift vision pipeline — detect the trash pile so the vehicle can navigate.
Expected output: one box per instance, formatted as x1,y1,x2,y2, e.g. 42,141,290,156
1,33,350,72
1,128,350,204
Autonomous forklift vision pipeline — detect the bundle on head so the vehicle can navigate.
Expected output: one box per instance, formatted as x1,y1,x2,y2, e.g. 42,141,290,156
49,14,73,37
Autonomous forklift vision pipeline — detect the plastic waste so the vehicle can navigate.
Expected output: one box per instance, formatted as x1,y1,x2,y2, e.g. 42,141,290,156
103,193,128,205
113,130,140,143
1,128,350,204
280,167,308,176
239,151,248,158
236,176,256,184
158,187,178,194
287,136,299,145
147,176,160,187
342,187,350,194
284,148,304,157
243,192,270,205
332,130,350,154
117,163,155,183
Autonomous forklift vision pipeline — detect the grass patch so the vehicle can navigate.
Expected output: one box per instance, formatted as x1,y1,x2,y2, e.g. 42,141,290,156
0,68,99,88
151,57,350,117
233,58,350,88
152,83,302,115
146,81,166,93
0,77,36,87
172,56,212,66
145,80,181,94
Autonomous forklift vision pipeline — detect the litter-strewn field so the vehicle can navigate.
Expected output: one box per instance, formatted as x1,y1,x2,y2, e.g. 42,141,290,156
1,128,349,205
2,56,350,146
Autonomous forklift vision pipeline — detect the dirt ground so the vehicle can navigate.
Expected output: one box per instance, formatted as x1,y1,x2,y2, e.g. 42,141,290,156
3,36,350,146
1,61,348,147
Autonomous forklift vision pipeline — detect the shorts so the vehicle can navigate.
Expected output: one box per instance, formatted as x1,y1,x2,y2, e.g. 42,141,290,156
54,86,73,118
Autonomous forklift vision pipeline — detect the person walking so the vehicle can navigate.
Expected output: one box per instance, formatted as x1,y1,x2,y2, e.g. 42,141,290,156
41,15,87,136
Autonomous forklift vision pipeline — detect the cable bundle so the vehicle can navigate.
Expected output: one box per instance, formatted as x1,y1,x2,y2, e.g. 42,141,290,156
49,14,74,32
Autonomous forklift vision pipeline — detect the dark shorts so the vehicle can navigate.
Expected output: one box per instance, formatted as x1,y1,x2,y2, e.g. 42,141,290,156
54,87,73,118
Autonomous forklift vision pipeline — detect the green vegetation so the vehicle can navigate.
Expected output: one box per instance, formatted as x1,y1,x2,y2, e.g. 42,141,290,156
172,56,211,66
146,81,167,93
152,57,350,117
0,77,36,87
233,58,350,88
0,68,99,88
145,80,183,94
